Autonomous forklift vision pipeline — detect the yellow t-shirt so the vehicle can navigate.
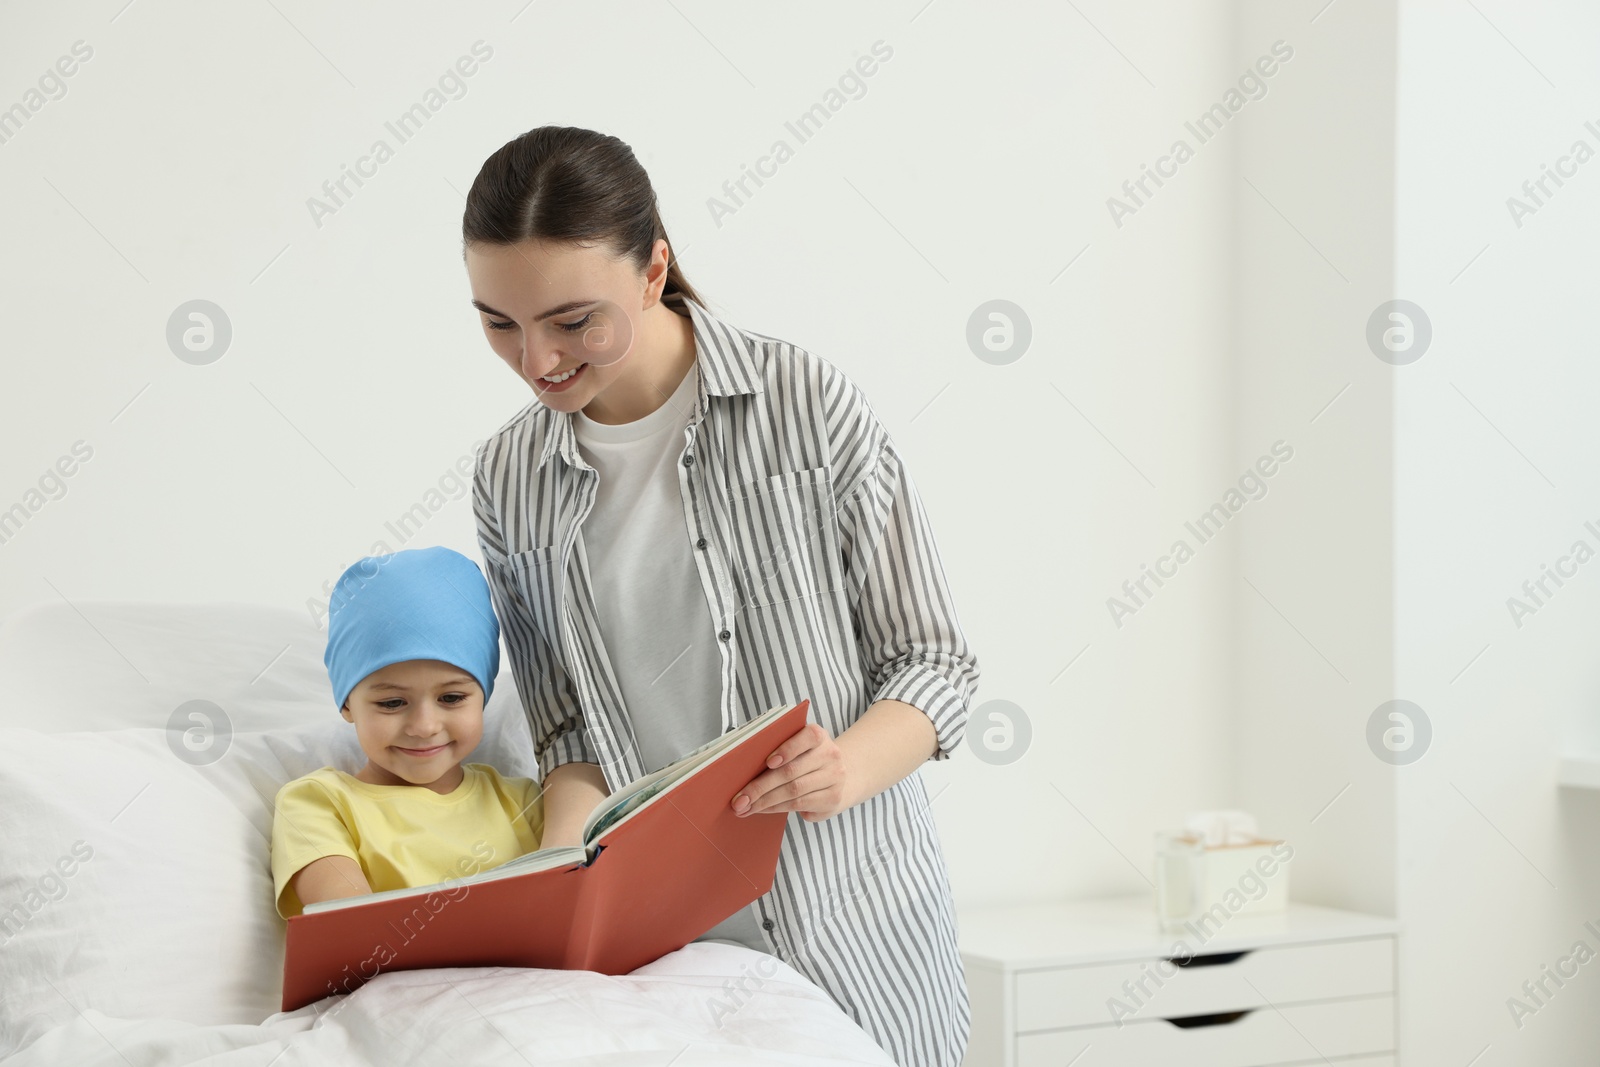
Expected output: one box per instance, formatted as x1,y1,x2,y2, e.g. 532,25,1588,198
270,762,544,919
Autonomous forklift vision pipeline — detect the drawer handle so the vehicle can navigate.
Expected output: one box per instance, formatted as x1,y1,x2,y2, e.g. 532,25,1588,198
1165,1010,1253,1029
1165,950,1251,968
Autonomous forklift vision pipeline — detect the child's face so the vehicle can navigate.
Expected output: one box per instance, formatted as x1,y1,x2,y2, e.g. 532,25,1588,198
340,659,484,789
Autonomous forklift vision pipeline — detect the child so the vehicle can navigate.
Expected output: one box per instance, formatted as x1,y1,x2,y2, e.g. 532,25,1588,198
271,545,545,919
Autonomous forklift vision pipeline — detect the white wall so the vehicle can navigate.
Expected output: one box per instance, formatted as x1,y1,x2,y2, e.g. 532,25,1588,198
1234,0,1600,1061
0,2,1241,914
1233,0,1399,922
1392,1,1600,1062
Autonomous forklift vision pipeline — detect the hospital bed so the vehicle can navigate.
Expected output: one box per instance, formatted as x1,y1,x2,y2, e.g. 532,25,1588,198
0,601,893,1066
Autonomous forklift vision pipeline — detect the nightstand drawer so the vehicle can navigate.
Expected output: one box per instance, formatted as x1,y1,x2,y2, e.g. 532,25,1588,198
1015,994,1394,1067
1016,936,1392,1031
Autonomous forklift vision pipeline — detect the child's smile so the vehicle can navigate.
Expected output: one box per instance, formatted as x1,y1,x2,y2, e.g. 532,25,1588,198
394,742,451,759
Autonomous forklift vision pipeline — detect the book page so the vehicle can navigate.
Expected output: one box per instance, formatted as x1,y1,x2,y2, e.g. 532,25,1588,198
579,701,794,845
300,845,590,914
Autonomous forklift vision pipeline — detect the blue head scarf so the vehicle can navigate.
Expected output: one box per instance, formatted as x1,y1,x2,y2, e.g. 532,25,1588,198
323,546,500,709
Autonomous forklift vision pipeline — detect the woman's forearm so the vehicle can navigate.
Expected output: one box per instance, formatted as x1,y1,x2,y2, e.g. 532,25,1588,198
539,761,610,848
833,698,940,810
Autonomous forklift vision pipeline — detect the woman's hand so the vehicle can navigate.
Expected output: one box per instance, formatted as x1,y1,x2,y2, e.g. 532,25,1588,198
731,722,853,823
731,700,940,824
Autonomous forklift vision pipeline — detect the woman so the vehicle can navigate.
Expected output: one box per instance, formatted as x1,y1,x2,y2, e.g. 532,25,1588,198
463,125,980,1067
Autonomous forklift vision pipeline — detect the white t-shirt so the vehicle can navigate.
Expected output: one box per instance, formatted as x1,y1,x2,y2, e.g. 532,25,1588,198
572,359,769,954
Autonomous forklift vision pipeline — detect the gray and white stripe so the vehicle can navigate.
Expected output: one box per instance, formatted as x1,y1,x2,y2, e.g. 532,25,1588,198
473,293,980,1067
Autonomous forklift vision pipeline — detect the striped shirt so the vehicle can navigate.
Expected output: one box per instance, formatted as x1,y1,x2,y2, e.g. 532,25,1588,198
472,293,980,1067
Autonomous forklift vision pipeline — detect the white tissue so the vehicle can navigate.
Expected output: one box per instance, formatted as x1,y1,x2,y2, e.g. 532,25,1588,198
1183,809,1259,847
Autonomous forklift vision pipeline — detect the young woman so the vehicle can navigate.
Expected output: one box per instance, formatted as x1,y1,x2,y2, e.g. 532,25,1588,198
463,125,980,1067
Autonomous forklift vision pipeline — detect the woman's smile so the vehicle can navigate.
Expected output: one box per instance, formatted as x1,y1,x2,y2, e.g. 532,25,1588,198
536,362,588,390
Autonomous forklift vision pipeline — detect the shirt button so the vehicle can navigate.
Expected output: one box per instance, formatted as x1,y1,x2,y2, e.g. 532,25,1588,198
762,918,775,931
718,629,731,641
695,537,707,549
682,453,695,467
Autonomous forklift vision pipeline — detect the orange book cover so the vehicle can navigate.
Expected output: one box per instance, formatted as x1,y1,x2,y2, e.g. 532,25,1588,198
280,699,810,1012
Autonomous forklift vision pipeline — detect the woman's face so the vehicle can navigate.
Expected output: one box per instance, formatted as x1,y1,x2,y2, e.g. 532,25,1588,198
464,238,651,414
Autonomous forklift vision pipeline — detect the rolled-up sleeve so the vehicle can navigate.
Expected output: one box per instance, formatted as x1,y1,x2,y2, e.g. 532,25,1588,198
836,435,980,761
473,456,601,780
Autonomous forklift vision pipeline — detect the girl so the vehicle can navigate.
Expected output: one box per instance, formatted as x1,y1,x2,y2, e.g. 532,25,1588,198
463,125,980,1067
271,546,544,919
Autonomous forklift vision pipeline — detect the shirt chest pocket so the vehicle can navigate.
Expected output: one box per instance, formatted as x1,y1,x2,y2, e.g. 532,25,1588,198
502,545,566,654
726,465,844,612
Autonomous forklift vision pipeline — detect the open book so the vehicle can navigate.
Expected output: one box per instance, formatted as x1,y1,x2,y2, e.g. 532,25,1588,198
281,698,809,1011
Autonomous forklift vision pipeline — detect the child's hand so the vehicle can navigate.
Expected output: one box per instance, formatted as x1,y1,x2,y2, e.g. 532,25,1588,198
730,722,853,823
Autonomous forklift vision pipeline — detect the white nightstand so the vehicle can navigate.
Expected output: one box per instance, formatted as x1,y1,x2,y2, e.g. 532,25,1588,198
960,896,1400,1067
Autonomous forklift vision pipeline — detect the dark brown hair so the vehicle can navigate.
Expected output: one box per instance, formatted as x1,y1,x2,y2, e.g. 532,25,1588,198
462,126,703,309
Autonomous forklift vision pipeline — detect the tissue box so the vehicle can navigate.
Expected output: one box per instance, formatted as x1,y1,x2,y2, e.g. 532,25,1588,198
1155,834,1291,925
1195,839,1290,914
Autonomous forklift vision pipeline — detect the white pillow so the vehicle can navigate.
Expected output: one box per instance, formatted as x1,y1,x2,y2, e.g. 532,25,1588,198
0,601,540,775
0,728,283,1058
0,602,334,734
0,708,541,1059
0,601,543,1057
0,646,541,1054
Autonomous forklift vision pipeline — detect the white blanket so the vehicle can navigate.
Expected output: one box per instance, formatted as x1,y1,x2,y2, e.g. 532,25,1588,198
4,943,895,1066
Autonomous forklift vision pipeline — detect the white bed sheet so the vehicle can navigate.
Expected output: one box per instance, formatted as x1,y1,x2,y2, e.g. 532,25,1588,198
4,943,895,1066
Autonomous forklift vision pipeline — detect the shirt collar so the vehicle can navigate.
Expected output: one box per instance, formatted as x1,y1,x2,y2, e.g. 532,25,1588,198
535,295,764,473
